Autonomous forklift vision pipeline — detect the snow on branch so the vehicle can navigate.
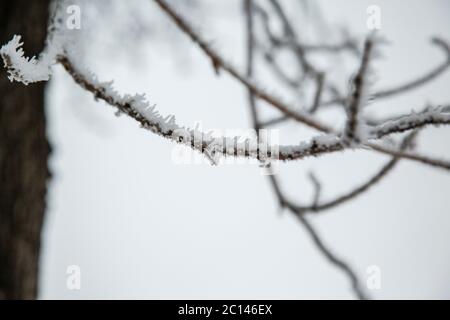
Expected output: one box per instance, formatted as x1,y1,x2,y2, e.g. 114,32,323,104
59,56,349,163
1,9,450,170
372,106,450,139
0,34,351,163
1,0,449,302
153,0,450,171
0,35,58,85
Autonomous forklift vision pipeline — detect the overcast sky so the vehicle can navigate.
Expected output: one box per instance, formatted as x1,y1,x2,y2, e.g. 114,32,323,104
40,0,450,299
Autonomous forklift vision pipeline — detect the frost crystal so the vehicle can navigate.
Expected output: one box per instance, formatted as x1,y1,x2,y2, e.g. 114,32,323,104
0,35,57,85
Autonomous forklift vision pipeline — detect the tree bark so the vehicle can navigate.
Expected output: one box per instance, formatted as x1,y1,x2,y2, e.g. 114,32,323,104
0,0,51,299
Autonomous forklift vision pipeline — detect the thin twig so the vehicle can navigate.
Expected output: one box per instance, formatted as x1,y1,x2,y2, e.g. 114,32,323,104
308,172,322,207
294,213,368,299
343,36,373,145
322,37,450,107
310,73,325,114
267,175,369,299
295,131,418,214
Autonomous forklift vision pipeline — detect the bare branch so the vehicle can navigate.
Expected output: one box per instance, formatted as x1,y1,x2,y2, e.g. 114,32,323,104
294,131,418,214
373,38,450,99
322,37,450,107
266,0,313,76
343,36,374,146
295,213,368,299
267,175,369,299
244,0,260,131
310,73,325,114
308,172,322,207
369,143,450,170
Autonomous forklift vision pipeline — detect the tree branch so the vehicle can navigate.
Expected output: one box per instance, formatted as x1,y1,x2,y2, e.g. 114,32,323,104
152,0,450,171
245,1,368,300
343,36,373,146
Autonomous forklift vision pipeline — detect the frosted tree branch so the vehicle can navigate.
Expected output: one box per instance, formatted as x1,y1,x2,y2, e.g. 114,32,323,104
153,0,450,171
0,35,56,85
0,34,356,163
1,3,448,170
1,0,450,300
371,107,450,139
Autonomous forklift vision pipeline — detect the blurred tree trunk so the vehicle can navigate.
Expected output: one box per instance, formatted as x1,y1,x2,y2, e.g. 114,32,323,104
0,0,51,299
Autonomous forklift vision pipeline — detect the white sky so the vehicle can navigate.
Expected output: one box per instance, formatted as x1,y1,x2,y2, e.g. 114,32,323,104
40,0,450,299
